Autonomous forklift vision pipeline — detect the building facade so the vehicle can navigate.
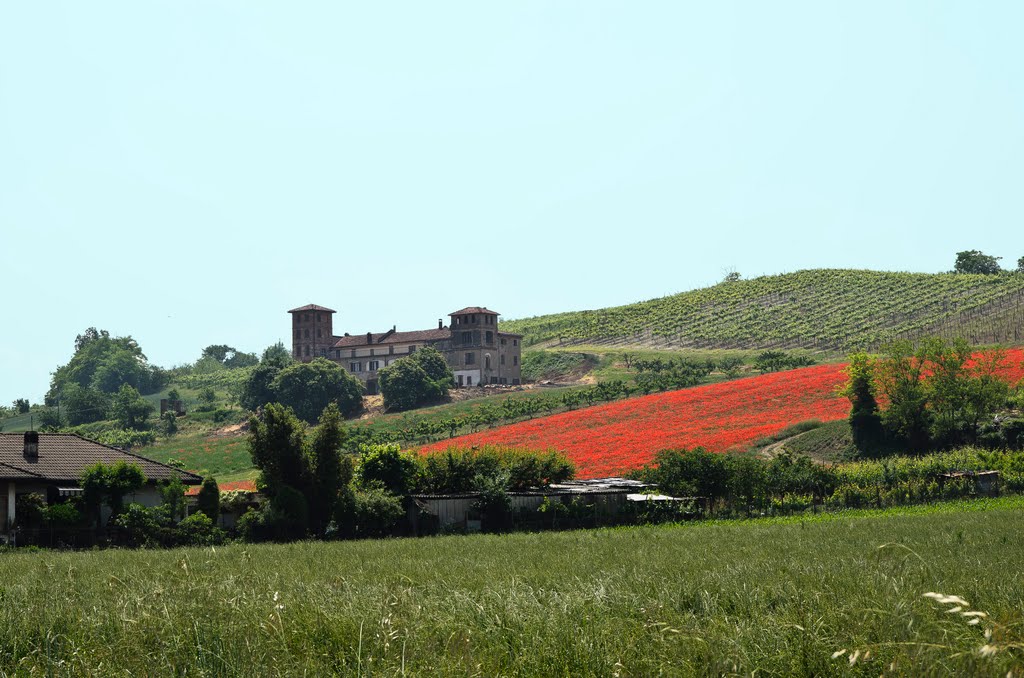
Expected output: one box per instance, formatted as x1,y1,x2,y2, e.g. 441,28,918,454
288,304,522,394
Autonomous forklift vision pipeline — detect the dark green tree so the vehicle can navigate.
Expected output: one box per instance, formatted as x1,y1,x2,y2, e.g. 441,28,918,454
61,383,112,425
843,353,886,456
239,362,283,411
195,477,220,523
307,402,351,534
875,340,932,453
1017,256,1024,273
378,346,453,411
111,384,154,430
248,403,309,494
356,443,419,496
271,358,364,421
224,351,259,368
953,250,1003,275
13,398,29,414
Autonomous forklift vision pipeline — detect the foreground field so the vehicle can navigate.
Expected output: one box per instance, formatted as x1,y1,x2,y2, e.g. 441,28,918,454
1,498,1022,676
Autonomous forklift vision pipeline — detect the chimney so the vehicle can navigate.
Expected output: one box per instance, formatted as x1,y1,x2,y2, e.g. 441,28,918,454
438,319,443,329
23,431,39,460
366,331,372,344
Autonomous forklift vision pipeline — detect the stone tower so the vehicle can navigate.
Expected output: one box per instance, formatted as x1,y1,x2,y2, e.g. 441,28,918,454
288,304,336,361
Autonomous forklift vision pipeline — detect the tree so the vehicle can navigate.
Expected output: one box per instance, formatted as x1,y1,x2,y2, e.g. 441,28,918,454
842,353,886,456
224,351,259,368
261,341,293,368
61,383,111,425
271,358,364,421
13,399,29,414
954,250,1003,275
379,347,453,411
1017,256,1024,274
240,362,283,411
248,403,309,494
111,384,154,430
201,345,235,363
50,328,164,403
379,360,441,411
307,403,351,534
195,477,220,523
356,443,419,496
875,340,932,453
81,461,146,524
159,476,187,522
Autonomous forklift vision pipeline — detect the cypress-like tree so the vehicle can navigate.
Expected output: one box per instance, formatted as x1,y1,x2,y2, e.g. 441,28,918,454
843,353,886,456
196,476,220,523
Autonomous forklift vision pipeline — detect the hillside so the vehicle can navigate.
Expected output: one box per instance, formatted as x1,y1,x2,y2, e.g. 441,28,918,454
503,269,1024,351
424,348,1024,477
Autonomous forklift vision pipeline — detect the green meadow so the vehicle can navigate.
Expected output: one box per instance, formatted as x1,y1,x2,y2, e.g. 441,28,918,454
0,497,1021,676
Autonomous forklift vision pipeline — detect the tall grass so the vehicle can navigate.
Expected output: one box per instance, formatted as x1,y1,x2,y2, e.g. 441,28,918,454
0,498,1021,675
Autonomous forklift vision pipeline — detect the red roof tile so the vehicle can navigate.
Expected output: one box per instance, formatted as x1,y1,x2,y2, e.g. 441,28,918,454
450,307,498,316
332,328,452,348
288,304,336,313
0,433,203,484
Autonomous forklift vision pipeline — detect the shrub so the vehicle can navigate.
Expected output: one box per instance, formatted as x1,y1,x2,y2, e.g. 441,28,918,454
176,512,226,546
352,487,404,538
356,444,419,496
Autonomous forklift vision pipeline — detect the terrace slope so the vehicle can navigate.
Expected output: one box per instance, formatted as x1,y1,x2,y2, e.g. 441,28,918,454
503,269,1024,351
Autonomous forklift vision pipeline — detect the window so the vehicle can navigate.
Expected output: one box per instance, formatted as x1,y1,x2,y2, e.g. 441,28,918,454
294,330,300,339
317,313,322,323
335,350,341,358
457,375,464,386
349,362,362,373
304,329,310,339
368,360,380,371
500,354,506,365
409,345,417,353
389,345,394,355
304,346,310,357
317,329,322,338
485,356,491,369
513,355,518,365
501,338,506,346
513,339,518,346
318,348,326,357
466,375,473,386
370,348,375,356
351,349,356,358
485,331,493,344
304,314,310,322
471,315,477,324
461,331,472,345
465,352,475,365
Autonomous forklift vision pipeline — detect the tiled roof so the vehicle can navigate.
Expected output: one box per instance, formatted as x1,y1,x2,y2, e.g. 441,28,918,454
0,433,203,484
332,328,452,348
450,307,498,316
288,304,336,313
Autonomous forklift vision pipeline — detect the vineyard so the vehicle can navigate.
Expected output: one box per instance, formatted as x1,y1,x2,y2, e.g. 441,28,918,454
503,269,1024,351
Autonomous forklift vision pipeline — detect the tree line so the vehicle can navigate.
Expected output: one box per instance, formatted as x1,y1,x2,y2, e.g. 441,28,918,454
845,338,1024,457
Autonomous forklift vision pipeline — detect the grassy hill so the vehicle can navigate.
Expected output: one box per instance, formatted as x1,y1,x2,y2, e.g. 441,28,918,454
504,269,1024,351
1,497,1021,675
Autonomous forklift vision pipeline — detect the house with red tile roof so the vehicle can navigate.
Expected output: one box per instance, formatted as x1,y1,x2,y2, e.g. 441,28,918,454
0,432,202,533
288,305,522,394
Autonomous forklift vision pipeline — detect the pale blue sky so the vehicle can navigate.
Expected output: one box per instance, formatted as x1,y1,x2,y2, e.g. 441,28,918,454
2,2,1023,404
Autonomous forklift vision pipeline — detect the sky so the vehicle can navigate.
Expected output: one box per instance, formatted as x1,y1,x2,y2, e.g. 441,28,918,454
2,2,1023,404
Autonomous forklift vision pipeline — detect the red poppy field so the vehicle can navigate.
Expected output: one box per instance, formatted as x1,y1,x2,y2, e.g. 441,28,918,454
423,349,1024,478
